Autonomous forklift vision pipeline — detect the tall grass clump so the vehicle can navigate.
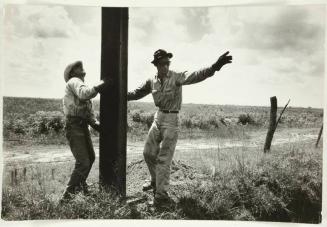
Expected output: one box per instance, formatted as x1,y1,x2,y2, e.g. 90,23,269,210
178,143,322,223
2,182,141,220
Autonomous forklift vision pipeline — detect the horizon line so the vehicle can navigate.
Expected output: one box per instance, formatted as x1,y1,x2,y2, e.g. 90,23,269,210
2,95,323,110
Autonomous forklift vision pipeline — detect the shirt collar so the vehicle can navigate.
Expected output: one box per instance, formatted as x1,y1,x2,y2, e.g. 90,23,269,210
155,70,171,80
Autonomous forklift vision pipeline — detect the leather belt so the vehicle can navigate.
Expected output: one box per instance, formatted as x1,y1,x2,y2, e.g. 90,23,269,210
160,109,179,114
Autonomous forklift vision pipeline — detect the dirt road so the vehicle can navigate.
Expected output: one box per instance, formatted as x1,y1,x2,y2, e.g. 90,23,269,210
2,128,320,165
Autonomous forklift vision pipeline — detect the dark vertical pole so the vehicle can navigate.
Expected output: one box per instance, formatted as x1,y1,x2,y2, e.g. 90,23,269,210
100,7,128,196
264,96,277,153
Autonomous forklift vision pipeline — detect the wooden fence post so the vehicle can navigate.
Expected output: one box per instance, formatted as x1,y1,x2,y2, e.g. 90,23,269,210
23,167,27,181
11,170,14,186
99,7,128,196
264,96,278,153
315,124,323,148
51,168,55,180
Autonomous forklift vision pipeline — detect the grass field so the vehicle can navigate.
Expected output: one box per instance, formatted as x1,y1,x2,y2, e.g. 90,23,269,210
1,96,323,222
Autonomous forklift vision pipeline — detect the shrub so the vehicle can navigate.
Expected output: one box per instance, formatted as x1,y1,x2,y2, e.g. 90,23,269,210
130,110,154,129
140,113,154,129
131,110,142,123
12,119,28,134
181,118,193,129
208,116,219,129
238,114,256,125
28,111,65,135
3,117,28,135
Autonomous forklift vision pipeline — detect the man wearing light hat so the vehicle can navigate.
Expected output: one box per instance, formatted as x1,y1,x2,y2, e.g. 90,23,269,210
60,60,108,202
127,49,232,208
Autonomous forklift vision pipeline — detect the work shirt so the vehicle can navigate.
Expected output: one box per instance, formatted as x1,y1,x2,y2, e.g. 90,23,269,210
127,67,215,111
63,77,98,124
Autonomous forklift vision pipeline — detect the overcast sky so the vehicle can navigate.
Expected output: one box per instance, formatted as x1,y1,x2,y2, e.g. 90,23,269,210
2,4,325,107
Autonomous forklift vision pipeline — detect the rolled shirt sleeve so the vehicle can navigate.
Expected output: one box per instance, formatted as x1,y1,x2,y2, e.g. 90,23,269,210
127,79,152,101
68,77,98,100
175,67,215,86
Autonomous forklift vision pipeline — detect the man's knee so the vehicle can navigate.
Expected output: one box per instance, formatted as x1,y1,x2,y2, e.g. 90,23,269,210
75,159,91,174
143,135,159,158
143,147,157,162
156,154,171,166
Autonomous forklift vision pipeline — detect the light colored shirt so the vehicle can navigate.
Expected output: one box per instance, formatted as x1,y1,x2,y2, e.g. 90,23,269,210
63,77,98,124
127,67,215,111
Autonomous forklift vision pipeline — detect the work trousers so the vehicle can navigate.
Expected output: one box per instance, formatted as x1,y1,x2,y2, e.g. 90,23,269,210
143,111,179,199
65,117,95,192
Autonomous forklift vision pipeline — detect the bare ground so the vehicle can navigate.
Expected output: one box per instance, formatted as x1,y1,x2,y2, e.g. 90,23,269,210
3,128,319,164
1,127,323,220
2,127,321,198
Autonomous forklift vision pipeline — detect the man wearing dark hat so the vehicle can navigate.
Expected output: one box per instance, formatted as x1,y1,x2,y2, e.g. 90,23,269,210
127,49,232,208
60,61,108,202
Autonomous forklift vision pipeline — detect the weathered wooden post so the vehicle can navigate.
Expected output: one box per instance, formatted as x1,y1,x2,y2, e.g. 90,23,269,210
264,96,277,153
276,99,290,128
315,124,323,148
10,170,14,186
23,167,27,181
100,7,128,196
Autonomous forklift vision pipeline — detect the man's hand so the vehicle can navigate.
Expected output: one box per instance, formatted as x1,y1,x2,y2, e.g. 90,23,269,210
211,51,233,71
90,121,100,132
102,77,113,85
94,77,113,93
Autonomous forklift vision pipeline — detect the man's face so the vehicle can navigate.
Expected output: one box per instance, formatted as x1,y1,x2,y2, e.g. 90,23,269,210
156,57,171,77
72,65,86,81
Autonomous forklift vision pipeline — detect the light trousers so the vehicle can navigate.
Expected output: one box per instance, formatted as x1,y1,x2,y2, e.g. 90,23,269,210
143,111,179,199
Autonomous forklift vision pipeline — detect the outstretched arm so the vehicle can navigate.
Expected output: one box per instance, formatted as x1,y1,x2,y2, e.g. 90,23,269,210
127,79,152,101
176,67,215,86
68,77,111,101
68,77,98,100
176,51,233,86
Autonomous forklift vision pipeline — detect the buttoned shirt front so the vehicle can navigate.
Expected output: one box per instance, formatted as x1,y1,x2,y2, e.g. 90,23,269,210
63,77,98,124
127,67,215,111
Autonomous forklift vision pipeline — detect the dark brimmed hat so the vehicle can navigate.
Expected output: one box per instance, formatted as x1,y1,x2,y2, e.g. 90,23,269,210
64,61,83,82
151,49,173,65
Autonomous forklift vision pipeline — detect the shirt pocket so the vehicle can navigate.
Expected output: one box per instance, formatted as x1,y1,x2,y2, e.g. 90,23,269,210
152,89,162,106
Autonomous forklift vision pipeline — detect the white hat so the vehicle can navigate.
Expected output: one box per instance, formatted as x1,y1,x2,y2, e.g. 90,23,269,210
64,61,83,82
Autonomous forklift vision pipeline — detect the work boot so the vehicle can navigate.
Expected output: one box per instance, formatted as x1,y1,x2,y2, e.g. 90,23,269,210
142,180,156,192
59,186,76,204
153,194,175,210
81,181,90,196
